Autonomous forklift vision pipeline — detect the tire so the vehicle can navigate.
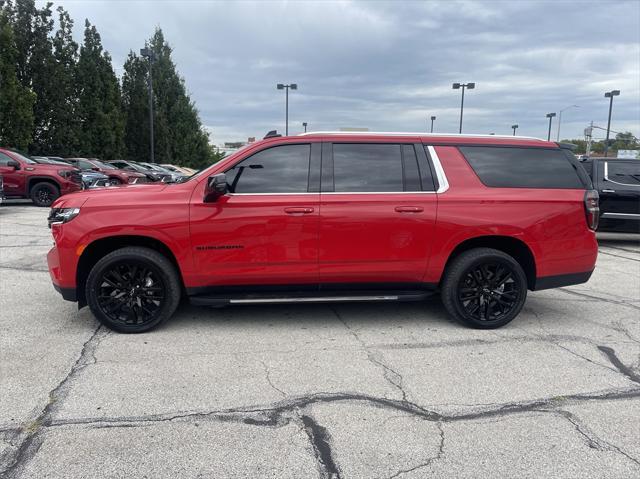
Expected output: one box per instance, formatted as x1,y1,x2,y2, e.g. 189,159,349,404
109,177,122,185
441,248,527,329
30,182,60,207
85,247,181,333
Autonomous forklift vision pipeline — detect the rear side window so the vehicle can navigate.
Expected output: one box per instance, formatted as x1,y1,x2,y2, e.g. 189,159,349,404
459,146,584,189
332,143,403,192
606,161,640,188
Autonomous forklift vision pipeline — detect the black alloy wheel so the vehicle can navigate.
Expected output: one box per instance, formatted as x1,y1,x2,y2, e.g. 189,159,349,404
86,247,181,333
441,248,527,329
30,182,59,207
457,262,520,322
109,177,122,185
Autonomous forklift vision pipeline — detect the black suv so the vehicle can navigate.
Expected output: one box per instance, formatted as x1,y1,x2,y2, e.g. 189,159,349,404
581,158,640,233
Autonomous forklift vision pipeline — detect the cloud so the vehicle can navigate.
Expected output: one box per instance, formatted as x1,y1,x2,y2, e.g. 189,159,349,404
41,0,639,144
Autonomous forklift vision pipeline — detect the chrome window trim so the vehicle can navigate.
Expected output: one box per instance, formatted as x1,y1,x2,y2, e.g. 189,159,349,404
227,191,435,196
426,145,449,194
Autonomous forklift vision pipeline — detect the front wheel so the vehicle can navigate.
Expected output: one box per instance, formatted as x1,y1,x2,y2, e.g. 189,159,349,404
108,177,122,185
441,248,527,329
30,182,59,207
86,247,181,333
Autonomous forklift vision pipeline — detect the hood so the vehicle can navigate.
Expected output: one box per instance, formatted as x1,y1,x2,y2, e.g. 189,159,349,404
52,182,169,208
24,162,76,173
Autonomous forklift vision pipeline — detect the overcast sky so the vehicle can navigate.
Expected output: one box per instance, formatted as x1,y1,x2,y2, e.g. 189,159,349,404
47,0,640,145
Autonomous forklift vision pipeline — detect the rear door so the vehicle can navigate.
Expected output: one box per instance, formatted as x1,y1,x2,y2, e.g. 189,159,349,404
318,141,437,286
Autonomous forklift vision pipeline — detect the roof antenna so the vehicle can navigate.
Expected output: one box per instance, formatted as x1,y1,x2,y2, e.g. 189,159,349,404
264,130,282,139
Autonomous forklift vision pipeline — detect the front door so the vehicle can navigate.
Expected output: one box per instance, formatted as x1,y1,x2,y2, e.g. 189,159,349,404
0,151,25,195
189,142,321,289
318,142,437,286
599,160,640,231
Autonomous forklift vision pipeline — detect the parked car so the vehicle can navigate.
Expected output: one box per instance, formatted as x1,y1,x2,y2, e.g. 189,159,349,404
0,147,82,206
47,131,598,333
161,164,197,175
580,157,639,233
80,170,111,189
108,160,171,182
65,158,147,185
138,162,187,182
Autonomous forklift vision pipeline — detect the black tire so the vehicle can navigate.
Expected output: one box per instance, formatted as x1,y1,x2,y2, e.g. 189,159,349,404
30,182,59,207
109,177,122,185
86,247,181,333
441,248,527,329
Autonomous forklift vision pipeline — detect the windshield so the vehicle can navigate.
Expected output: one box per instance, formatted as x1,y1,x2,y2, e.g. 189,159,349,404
91,160,116,170
10,150,37,164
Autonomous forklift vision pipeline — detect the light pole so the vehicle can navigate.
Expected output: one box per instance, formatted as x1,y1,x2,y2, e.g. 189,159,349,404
511,124,518,136
429,116,436,133
557,104,579,141
276,83,297,136
604,90,620,157
452,82,475,133
140,47,156,163
302,122,307,133
546,112,556,141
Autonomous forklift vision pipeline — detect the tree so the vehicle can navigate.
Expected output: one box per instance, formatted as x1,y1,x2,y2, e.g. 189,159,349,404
0,3,36,149
8,0,58,153
75,20,124,160
122,28,219,169
47,6,79,156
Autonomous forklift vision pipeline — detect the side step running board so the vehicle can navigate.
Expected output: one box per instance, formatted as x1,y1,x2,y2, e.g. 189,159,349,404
189,290,435,307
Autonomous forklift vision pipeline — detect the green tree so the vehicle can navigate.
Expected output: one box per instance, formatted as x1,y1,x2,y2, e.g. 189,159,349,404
47,6,79,156
75,19,124,160
8,0,58,153
122,28,219,169
0,3,36,149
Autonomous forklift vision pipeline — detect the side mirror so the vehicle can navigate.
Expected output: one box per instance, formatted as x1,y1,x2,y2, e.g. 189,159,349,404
204,173,227,202
7,160,20,170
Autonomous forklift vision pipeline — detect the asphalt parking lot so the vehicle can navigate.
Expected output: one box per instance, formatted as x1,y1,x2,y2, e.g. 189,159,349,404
1,200,639,478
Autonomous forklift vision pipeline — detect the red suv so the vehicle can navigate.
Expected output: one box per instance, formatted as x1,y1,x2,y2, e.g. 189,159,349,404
46,132,598,333
0,148,83,206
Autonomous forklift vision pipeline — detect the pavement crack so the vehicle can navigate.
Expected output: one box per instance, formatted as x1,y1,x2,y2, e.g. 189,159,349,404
259,360,287,398
300,414,342,479
558,288,640,311
598,346,640,384
0,326,107,478
332,307,409,403
386,421,445,479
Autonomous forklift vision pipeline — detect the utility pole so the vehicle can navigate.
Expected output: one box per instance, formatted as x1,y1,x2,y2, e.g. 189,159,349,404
430,116,436,133
585,121,593,157
603,90,620,157
452,82,475,133
276,83,298,136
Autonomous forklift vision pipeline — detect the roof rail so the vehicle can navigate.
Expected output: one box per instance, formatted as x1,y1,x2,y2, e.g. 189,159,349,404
298,131,545,141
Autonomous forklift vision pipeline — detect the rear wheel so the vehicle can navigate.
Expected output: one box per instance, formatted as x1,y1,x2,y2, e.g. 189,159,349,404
30,182,59,207
86,247,181,333
108,177,122,185
441,248,527,329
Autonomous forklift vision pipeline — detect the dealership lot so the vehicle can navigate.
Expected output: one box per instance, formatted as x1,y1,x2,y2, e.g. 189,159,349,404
1,200,639,478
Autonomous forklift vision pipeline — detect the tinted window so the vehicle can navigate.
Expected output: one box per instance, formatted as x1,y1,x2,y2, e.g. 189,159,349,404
333,144,403,192
459,146,584,189
0,152,14,166
606,162,640,188
402,145,421,191
226,144,310,193
78,160,95,170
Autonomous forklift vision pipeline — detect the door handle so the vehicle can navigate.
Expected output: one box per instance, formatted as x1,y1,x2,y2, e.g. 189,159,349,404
394,206,424,213
601,189,615,193
284,207,314,215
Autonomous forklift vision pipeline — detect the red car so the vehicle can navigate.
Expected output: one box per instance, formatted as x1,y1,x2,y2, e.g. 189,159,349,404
47,132,598,333
65,158,147,185
0,147,83,206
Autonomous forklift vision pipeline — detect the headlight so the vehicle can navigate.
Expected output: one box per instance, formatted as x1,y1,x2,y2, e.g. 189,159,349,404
58,170,73,178
48,207,80,228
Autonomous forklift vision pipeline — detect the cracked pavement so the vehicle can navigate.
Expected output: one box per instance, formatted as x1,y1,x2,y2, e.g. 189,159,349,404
1,200,639,478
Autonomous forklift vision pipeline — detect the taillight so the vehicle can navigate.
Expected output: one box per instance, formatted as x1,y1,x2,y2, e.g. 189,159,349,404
584,189,599,231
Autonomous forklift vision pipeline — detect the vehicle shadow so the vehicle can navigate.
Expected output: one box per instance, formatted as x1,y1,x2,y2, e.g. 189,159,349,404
165,297,456,332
